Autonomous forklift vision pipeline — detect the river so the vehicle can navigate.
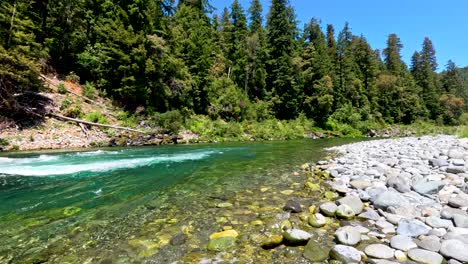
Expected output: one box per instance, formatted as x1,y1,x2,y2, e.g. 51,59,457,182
0,138,358,263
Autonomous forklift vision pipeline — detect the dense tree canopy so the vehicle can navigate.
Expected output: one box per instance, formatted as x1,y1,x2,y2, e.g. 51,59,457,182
0,0,466,126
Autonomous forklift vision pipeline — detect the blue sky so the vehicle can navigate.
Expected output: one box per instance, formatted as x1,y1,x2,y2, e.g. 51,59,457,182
210,0,467,71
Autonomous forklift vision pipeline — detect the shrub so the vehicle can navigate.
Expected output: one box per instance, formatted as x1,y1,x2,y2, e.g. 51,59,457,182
60,96,73,110
154,110,184,134
57,82,67,94
83,82,97,99
62,104,83,118
0,138,9,147
116,111,138,128
65,71,80,83
84,112,108,124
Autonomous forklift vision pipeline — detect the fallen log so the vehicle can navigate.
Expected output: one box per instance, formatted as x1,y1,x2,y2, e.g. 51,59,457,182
49,113,146,134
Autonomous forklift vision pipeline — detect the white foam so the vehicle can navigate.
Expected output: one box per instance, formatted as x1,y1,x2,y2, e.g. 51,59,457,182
74,150,120,157
0,151,215,176
0,155,59,164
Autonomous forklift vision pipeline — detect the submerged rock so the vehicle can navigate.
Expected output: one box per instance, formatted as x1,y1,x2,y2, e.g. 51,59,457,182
207,237,236,252
283,200,302,213
261,235,283,249
303,240,330,262
170,233,187,246
209,230,238,240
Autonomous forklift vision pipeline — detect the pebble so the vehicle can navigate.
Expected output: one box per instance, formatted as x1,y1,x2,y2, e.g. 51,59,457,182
407,248,443,264
308,213,327,228
283,200,302,213
440,239,468,262
396,219,431,237
335,204,356,220
358,209,381,221
320,202,338,217
453,214,468,228
425,216,453,228
337,195,364,214
335,226,361,246
364,244,395,259
282,229,312,244
416,235,441,252
390,235,417,251
330,245,361,263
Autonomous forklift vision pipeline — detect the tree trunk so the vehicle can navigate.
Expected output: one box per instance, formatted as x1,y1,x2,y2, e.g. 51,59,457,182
50,113,146,134
7,0,17,48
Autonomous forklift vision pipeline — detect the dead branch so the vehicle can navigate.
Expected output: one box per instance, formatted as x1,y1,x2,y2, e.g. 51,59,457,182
49,113,146,134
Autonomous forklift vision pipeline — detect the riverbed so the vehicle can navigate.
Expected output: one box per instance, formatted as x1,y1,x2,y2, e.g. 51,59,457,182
0,139,358,263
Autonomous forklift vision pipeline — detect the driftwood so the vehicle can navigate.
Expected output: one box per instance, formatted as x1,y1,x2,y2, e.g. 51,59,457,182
50,113,146,134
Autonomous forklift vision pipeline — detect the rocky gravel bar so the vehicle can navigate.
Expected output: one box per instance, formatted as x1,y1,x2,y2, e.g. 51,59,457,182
311,135,468,263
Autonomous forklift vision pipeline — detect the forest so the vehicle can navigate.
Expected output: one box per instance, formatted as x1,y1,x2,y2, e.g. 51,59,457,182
0,0,467,136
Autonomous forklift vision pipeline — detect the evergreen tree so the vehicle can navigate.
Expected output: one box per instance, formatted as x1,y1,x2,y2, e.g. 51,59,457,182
245,0,267,99
383,34,405,75
412,37,441,119
266,0,299,119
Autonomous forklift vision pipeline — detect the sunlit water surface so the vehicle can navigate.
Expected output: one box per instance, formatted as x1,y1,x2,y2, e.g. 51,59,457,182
0,139,360,263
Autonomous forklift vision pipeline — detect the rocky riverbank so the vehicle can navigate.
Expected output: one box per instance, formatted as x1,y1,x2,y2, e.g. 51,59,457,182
265,135,468,263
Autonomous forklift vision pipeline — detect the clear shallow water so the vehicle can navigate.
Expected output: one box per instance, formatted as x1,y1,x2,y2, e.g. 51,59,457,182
0,139,359,263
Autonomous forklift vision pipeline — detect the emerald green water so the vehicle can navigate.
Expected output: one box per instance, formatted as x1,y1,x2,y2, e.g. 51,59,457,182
0,139,357,263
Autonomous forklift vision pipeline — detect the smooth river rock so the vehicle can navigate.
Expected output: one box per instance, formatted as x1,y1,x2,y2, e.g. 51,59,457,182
397,219,431,237
412,181,445,195
283,200,302,213
337,195,364,214
374,191,409,209
320,202,338,217
303,240,330,262
364,244,395,259
330,245,361,263
282,229,312,244
407,248,443,264
336,204,356,219
390,235,417,251
335,226,362,246
440,239,468,262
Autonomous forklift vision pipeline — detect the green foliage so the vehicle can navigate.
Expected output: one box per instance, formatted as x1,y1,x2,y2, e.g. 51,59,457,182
153,110,184,134
60,96,73,110
83,82,97,100
11,145,20,151
65,72,80,83
83,112,109,124
57,82,67,94
62,104,83,119
0,138,9,147
0,0,464,137
116,111,139,128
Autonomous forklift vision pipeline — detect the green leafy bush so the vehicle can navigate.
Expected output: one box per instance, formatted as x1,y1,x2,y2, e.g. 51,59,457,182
62,104,83,118
83,82,97,99
0,138,9,147
65,71,80,83
57,82,67,94
60,96,73,110
116,111,138,128
154,110,184,134
83,112,109,124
